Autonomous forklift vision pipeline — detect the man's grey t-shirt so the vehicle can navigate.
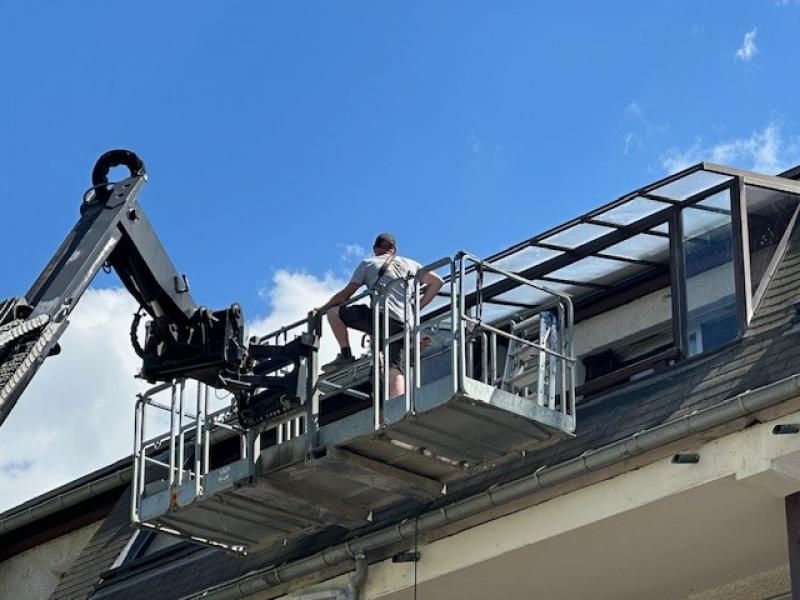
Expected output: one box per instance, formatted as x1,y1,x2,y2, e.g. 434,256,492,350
350,255,422,321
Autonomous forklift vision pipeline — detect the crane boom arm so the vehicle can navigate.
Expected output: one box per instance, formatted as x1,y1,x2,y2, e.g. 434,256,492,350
0,150,246,427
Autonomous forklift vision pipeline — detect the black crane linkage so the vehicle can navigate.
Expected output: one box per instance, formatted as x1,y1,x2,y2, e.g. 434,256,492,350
0,150,319,428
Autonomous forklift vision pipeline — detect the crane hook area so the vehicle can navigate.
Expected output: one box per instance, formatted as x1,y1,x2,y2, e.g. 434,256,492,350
91,149,147,202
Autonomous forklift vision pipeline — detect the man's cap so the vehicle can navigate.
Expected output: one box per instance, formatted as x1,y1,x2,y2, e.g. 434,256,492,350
373,232,396,250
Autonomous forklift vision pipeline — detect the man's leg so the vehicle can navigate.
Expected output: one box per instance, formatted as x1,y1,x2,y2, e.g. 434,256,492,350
388,367,404,398
322,305,370,371
326,306,350,350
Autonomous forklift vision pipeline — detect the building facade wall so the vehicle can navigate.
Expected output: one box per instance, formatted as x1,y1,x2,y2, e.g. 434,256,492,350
0,521,101,600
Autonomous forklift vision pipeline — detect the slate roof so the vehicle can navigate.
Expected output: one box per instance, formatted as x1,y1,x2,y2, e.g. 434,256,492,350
70,211,800,600
50,489,134,600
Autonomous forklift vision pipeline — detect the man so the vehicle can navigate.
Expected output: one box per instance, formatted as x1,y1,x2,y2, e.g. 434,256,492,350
318,233,444,398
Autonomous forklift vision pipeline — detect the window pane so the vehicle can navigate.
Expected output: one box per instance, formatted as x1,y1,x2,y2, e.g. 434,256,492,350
651,171,732,201
682,190,737,356
550,256,646,287
604,232,670,263
490,245,561,272
540,223,615,248
493,285,553,307
745,185,800,296
440,270,502,297
595,197,669,225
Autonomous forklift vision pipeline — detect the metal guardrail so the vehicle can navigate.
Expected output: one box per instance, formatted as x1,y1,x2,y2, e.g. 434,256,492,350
131,250,576,544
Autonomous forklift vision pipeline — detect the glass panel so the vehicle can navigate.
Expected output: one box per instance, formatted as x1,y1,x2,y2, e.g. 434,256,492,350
532,279,575,295
549,256,646,287
682,189,737,356
595,197,669,225
490,245,561,273
695,190,731,212
652,222,669,235
604,232,670,263
745,185,800,296
651,171,732,201
683,191,732,238
540,223,615,249
480,304,520,323
493,285,552,307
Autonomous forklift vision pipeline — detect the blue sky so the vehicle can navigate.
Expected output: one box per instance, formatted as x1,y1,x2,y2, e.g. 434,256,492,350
3,2,800,317
4,2,800,508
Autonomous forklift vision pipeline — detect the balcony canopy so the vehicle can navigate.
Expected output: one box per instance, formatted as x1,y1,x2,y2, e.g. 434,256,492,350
432,163,800,324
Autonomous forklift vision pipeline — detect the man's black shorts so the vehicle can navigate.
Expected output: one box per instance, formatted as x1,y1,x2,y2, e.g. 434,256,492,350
338,304,405,372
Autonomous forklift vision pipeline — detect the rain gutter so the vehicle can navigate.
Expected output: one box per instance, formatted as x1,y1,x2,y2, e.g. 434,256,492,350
191,373,800,600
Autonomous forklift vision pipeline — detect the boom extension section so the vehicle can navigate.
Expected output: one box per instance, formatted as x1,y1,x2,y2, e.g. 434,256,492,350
0,150,319,428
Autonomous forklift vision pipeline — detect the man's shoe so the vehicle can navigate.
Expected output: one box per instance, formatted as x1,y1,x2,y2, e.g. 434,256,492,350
321,353,356,372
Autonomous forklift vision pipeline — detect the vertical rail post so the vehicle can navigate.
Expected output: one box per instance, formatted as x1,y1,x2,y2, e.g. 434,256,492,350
203,385,210,475
382,294,390,409
558,302,567,415
194,382,202,496
450,259,458,394
132,396,142,522
489,331,498,386
567,299,576,420
404,278,412,415
414,277,422,393
177,379,186,485
139,398,147,502
305,310,321,450
480,332,489,384
168,380,177,487
372,293,381,430
457,255,468,393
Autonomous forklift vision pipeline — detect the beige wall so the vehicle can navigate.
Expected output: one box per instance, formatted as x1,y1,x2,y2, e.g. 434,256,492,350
276,406,800,600
0,521,100,600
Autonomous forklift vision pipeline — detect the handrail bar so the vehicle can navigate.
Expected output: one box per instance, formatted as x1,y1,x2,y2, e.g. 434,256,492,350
459,251,574,305
138,381,173,400
461,316,576,363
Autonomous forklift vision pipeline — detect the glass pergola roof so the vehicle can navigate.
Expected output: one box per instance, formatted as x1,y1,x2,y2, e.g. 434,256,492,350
428,162,800,324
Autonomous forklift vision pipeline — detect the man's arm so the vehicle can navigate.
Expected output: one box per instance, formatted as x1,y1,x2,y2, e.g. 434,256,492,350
418,271,444,309
318,282,361,312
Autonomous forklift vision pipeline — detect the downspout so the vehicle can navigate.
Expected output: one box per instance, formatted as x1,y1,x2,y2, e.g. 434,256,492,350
191,373,800,600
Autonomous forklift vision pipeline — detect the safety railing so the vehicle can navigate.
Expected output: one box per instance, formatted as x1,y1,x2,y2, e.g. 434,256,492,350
458,253,576,419
359,251,576,429
131,378,252,545
132,250,576,534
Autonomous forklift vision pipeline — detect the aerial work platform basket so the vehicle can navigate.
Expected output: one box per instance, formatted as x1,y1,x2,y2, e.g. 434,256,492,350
132,253,577,553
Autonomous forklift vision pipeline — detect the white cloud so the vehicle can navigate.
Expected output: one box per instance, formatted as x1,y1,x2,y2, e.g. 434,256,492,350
467,132,482,155
250,269,358,366
339,244,365,262
660,121,800,175
735,29,758,61
625,101,643,117
0,269,358,512
622,101,668,155
0,289,148,512
623,132,637,156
